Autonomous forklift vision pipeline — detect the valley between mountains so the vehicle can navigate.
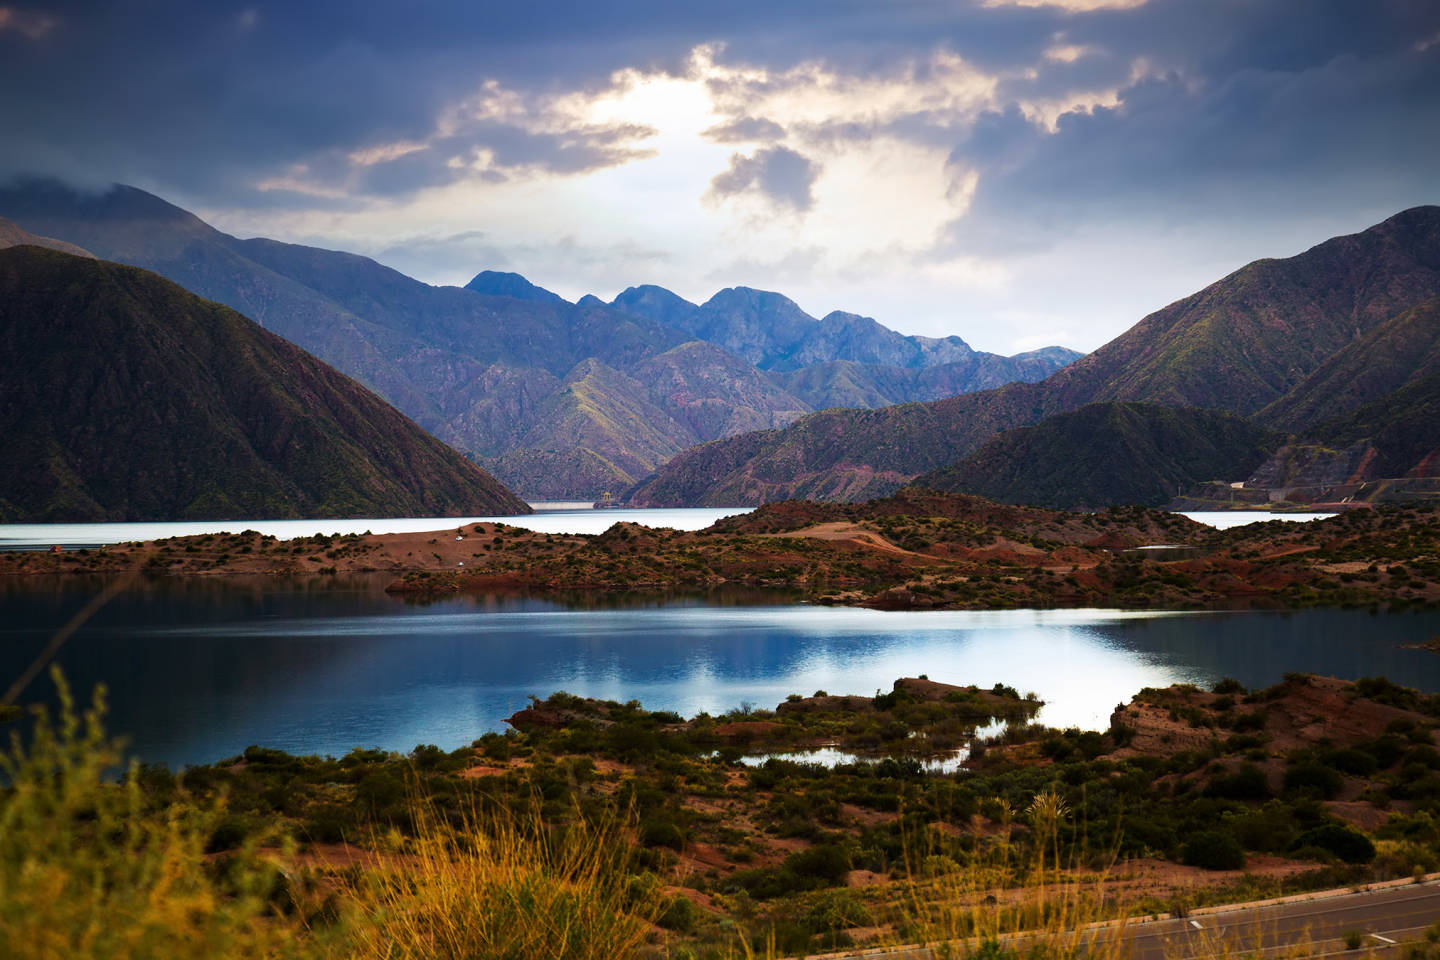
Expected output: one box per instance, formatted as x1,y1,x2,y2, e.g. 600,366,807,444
3,184,1436,520
0,180,1076,504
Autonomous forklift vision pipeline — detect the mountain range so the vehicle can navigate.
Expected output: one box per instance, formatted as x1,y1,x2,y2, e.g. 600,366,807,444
0,179,1077,499
630,207,1440,507
0,246,528,522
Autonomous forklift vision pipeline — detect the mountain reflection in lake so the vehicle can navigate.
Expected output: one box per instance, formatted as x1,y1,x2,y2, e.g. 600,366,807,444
2,574,1437,769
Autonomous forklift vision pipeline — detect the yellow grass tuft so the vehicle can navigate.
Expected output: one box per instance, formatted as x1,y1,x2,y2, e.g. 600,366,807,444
0,668,311,960
342,796,657,960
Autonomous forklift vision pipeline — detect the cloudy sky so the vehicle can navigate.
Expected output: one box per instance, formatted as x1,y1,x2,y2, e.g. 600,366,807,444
2,0,1437,353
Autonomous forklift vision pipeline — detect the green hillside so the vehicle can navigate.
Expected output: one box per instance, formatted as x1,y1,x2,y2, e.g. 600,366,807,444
0,247,529,521
1306,369,1440,479
916,403,1277,510
631,207,1440,506
1257,299,1440,433
0,181,1076,499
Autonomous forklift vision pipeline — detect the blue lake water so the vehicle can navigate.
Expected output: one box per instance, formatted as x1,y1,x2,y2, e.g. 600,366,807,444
1,573,1436,769
0,508,1334,549
0,506,748,549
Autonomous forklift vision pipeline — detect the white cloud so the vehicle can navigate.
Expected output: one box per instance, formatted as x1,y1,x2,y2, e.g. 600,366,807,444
1044,43,1098,64
348,141,428,166
209,40,1206,353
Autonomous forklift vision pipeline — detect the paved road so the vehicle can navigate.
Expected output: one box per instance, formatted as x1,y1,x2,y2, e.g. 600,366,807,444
813,880,1440,959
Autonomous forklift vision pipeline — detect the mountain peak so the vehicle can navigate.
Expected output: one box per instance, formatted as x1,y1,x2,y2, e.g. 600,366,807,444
464,269,568,304
702,286,810,317
0,178,202,227
613,284,697,309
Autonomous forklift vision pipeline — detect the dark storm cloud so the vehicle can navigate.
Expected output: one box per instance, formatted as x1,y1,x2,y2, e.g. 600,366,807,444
944,24,1440,256
708,146,820,212
0,0,1436,231
0,0,1068,204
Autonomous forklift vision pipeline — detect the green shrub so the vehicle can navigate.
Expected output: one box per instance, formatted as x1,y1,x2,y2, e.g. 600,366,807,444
1284,762,1343,799
1182,831,1246,870
657,894,699,932
1292,824,1375,864
1205,764,1270,801
639,817,686,851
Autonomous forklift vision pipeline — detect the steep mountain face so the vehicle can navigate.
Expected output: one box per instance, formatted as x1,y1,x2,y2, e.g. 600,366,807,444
1182,298,1440,495
1248,362,1440,491
0,180,811,498
631,207,1440,506
611,283,1079,403
1255,299,1440,434
1306,370,1440,479
0,247,529,522
916,403,1277,510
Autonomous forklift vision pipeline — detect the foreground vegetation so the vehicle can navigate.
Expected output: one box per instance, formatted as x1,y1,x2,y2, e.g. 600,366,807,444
6,666,1440,958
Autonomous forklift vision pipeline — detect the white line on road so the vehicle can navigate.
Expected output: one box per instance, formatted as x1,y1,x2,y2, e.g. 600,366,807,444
1189,920,1203,930
1369,933,1397,944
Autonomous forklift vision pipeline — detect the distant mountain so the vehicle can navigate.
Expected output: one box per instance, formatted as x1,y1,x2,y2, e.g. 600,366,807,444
0,180,804,497
0,246,528,521
630,207,1440,506
0,216,92,257
767,348,1082,410
611,283,1079,406
0,180,1073,499
464,270,568,304
915,403,1277,510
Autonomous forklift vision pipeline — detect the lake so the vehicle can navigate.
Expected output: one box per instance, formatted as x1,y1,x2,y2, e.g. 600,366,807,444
0,505,749,550
2,573,1436,770
0,507,1333,549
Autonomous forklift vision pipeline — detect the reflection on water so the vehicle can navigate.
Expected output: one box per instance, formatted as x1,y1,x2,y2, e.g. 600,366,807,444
739,719,1009,772
2,575,1437,769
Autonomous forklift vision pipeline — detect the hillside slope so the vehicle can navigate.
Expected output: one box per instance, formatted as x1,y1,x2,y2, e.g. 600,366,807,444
0,247,529,521
1256,299,1440,433
0,180,807,498
631,207,1440,506
0,216,92,257
0,180,1078,499
1306,370,1440,479
916,403,1277,510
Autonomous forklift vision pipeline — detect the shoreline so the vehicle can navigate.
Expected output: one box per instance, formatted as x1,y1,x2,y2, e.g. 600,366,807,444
1,492,1434,613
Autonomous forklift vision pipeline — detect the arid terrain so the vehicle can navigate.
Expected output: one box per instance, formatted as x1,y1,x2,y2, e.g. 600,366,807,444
7,492,1438,612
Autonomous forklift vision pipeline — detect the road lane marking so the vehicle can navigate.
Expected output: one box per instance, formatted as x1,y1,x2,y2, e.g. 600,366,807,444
1369,933,1397,944
1190,920,1203,929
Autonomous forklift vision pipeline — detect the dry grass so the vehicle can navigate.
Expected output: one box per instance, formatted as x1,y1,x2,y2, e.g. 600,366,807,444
0,670,657,960
341,797,657,960
0,669,313,960
895,790,1135,960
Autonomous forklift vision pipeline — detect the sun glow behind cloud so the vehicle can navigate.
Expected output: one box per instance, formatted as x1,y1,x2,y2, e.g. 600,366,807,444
217,42,1092,346
193,8,1431,357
